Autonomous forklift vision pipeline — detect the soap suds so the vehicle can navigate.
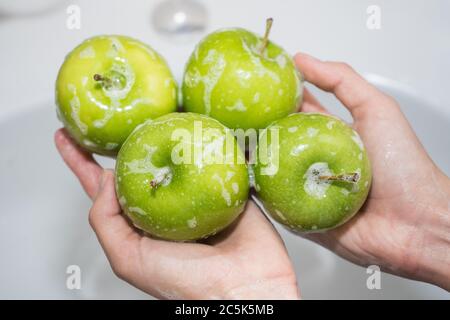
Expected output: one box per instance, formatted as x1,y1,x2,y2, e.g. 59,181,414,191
129,206,147,216
241,39,280,83
303,162,333,199
187,217,197,229
352,131,365,150
307,127,319,137
81,76,88,87
275,54,287,68
290,144,308,156
275,209,287,221
225,99,247,112
67,84,88,135
201,49,226,115
105,142,118,150
124,144,173,187
83,139,98,148
212,173,232,206
79,46,95,59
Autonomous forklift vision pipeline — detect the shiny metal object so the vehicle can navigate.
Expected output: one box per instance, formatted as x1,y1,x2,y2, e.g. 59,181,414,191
151,0,208,40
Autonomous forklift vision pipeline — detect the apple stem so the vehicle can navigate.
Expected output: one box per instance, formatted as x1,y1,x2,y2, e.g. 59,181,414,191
93,74,113,89
260,17,274,55
149,180,159,189
319,173,360,183
149,172,169,190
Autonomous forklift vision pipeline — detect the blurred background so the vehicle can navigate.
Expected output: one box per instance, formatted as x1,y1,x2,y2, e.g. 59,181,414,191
0,0,449,299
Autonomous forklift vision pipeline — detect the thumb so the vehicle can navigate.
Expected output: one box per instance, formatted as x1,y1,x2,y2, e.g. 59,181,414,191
89,170,140,276
294,52,395,122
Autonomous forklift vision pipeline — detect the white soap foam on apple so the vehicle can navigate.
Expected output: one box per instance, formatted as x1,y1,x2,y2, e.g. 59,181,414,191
241,39,281,83
351,131,365,151
187,217,197,229
212,173,232,207
274,54,287,68
290,144,308,156
294,68,304,101
83,139,98,148
106,36,124,58
105,142,119,150
307,127,319,137
127,39,158,60
247,165,256,188
225,99,247,112
92,99,118,129
352,168,362,193
201,135,227,166
326,121,336,130
303,162,333,199
79,46,96,59
129,206,148,216
275,209,287,222
124,144,173,187
183,67,202,88
259,143,279,176
87,59,138,129
119,196,127,206
81,76,89,87
201,49,226,115
101,60,135,101
91,38,139,129
67,83,88,135
235,69,252,88
253,92,260,103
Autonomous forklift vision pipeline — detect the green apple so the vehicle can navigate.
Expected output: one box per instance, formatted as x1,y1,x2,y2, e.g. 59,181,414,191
182,18,303,130
253,113,372,232
115,112,249,241
56,35,177,156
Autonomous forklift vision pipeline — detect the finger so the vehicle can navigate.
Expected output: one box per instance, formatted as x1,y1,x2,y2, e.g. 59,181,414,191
299,87,330,114
89,170,141,274
89,170,204,297
54,129,103,199
207,200,285,251
294,53,389,120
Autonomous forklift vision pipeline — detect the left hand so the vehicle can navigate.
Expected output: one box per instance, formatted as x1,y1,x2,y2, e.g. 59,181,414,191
55,129,300,299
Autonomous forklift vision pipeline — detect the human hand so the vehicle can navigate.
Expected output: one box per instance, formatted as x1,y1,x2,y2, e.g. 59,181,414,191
54,129,300,299
295,53,450,290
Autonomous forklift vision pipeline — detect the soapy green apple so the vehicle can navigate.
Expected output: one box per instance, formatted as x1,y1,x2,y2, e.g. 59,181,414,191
253,113,372,232
182,19,303,130
56,35,177,156
115,112,249,241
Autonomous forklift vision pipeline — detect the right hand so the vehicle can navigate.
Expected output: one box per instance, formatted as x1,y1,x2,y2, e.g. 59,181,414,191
295,52,450,291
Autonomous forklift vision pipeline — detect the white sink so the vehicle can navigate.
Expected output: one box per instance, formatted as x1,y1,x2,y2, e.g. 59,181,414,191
0,0,448,299
0,80,448,299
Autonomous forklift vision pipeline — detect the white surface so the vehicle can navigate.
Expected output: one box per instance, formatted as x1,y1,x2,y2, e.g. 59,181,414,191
0,0,449,299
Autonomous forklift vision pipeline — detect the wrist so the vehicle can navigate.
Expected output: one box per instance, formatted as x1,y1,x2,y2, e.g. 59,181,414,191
222,278,301,300
406,169,450,290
